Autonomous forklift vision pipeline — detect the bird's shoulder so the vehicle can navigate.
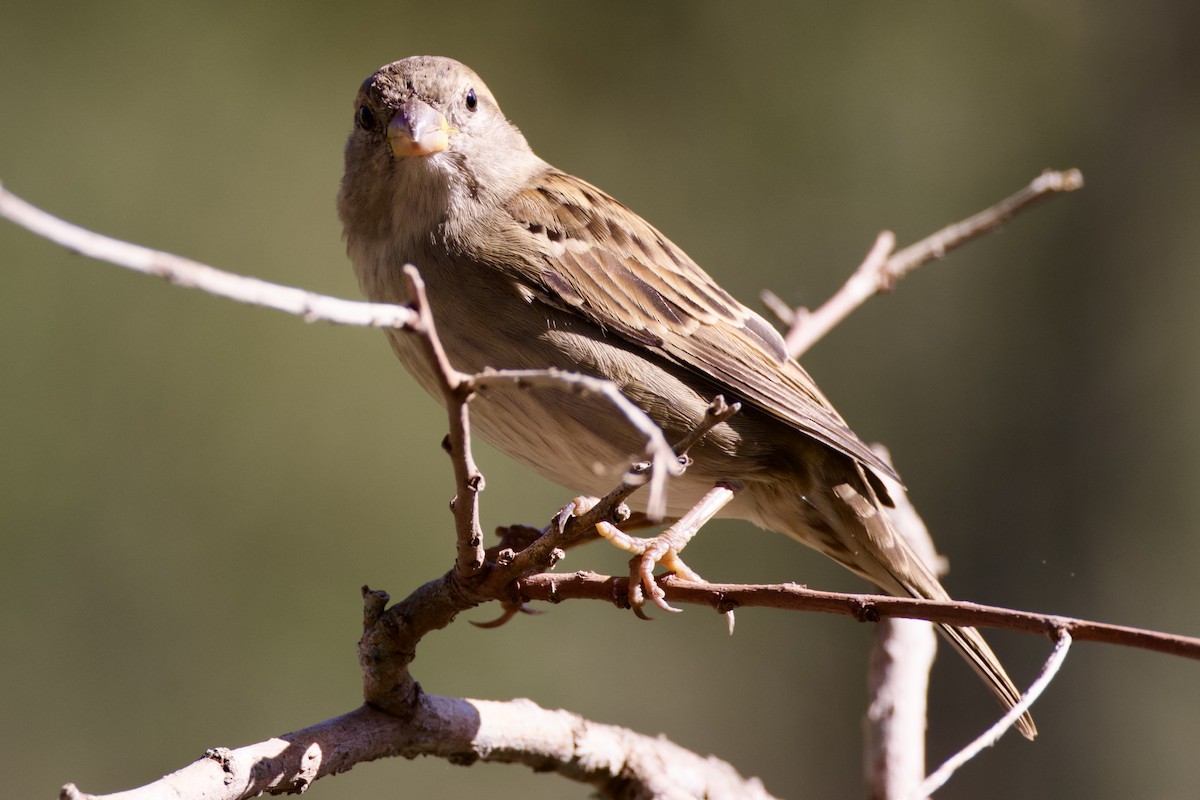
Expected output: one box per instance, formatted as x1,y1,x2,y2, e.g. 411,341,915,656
499,169,774,347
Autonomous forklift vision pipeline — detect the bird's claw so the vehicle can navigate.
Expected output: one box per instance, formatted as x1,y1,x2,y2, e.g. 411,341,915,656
553,495,600,534
597,521,701,615
471,602,542,629
594,485,738,627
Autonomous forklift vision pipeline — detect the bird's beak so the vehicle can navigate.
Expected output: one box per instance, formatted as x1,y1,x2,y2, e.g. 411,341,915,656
388,98,456,158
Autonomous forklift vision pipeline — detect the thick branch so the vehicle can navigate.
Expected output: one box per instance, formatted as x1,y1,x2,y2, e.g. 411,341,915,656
865,447,939,799
60,700,778,800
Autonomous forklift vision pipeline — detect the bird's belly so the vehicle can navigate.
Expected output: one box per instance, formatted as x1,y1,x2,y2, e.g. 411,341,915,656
470,385,757,518
360,255,773,519
380,321,762,520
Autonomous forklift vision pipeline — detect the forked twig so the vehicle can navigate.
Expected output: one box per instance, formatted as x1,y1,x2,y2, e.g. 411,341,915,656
912,631,1074,799
502,395,740,592
401,266,487,576
769,168,1084,357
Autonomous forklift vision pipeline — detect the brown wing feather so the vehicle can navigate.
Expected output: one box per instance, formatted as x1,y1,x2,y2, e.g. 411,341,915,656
501,168,897,480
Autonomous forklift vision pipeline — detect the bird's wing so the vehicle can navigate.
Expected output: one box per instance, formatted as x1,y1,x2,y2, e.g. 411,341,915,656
498,168,896,480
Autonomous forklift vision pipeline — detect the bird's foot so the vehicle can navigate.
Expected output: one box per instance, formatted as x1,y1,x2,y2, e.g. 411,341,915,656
595,520,708,614
595,484,738,629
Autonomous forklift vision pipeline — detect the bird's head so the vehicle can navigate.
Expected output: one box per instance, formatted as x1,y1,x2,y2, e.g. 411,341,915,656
339,55,543,241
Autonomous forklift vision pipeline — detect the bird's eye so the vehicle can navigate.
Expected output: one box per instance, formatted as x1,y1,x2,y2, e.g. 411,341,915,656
356,105,375,129
465,88,478,111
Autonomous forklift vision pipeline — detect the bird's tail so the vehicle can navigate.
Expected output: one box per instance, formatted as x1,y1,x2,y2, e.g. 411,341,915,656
935,616,1037,740
811,476,1037,740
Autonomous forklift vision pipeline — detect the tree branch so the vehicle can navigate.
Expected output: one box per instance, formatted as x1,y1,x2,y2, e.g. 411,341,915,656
59,700,779,800
514,572,1200,659
914,630,1074,799
766,168,1085,357
0,183,417,330
354,391,735,717
401,266,488,577
865,446,939,799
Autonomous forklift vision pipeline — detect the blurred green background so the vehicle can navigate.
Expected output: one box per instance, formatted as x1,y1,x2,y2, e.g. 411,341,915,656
3,2,1199,798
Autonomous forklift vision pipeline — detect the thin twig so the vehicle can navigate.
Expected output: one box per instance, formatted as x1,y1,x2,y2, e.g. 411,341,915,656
473,368,680,520
785,229,896,356
912,631,1073,799
0,183,416,329
889,169,1084,278
516,572,1200,660
503,395,741,585
672,395,741,458
565,396,740,539
760,288,799,327
774,169,1084,357
401,267,486,576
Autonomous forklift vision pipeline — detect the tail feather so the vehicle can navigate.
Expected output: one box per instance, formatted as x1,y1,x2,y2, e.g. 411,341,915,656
827,478,1037,740
938,621,1037,740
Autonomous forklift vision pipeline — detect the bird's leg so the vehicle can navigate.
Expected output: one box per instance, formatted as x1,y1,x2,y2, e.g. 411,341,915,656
596,483,737,614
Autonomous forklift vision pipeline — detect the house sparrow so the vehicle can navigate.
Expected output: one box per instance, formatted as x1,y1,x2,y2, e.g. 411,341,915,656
338,55,1035,739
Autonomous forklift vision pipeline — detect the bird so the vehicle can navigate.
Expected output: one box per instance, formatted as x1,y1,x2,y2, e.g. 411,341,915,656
337,55,1035,740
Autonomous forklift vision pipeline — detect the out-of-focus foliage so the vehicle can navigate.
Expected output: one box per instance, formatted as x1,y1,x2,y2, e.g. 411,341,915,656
3,3,1199,798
